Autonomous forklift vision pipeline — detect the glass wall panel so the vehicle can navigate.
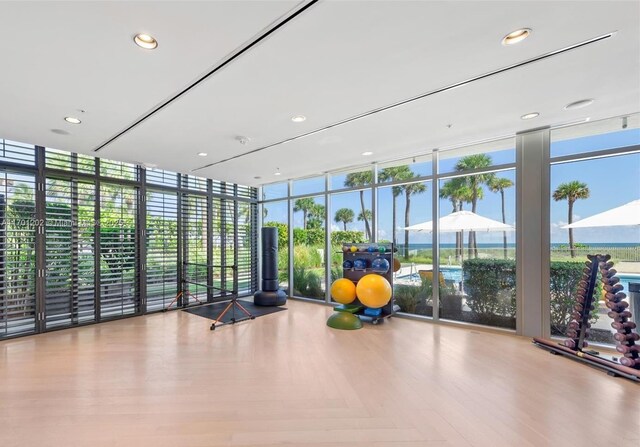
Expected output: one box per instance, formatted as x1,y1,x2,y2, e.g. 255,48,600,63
262,200,289,293
100,159,138,181
0,171,36,337
330,167,373,191
551,114,640,158
292,195,325,300
329,190,372,299
549,152,640,345
182,194,208,301
45,179,95,328
378,180,432,316
146,168,178,188
439,138,515,174
292,176,324,196
100,183,138,318
378,154,432,181
438,169,516,329
237,201,257,295
262,182,288,201
146,190,178,311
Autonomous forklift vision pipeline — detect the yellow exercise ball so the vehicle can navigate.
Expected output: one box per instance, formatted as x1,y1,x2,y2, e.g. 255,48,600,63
330,278,357,304
350,245,358,253
356,274,392,309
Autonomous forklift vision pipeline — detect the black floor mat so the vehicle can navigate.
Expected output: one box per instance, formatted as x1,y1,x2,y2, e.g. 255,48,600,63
182,299,286,323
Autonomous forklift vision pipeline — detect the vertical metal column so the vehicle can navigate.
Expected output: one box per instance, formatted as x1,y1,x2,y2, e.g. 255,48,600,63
176,174,184,307
233,186,239,295
220,183,227,297
431,149,440,320
206,179,214,302
323,174,331,302
34,146,46,332
137,167,147,314
287,180,294,296
94,159,101,322
371,164,377,243
70,165,79,324
516,128,551,337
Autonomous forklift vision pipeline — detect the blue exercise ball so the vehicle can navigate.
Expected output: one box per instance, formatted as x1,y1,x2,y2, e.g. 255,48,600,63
371,257,390,273
343,260,353,269
353,258,368,270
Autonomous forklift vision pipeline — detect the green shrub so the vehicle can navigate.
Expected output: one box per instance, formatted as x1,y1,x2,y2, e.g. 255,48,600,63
394,278,433,314
462,258,516,324
330,231,367,245
293,228,324,246
550,260,600,335
293,266,324,299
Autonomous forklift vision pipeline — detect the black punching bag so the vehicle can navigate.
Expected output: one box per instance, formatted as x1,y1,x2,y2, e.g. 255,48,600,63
254,227,287,306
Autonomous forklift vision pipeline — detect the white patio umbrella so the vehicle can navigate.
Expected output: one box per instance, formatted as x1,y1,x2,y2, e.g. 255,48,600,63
562,199,640,229
404,210,514,262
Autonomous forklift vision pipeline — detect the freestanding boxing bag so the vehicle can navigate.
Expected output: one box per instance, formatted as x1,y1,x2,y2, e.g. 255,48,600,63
254,227,287,306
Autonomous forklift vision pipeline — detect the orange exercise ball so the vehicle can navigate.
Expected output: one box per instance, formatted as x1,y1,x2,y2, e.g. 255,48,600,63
356,274,392,309
330,278,357,304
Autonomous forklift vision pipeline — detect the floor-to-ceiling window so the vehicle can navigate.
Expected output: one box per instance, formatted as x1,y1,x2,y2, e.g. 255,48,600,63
549,115,640,345
437,140,516,329
0,140,258,340
262,198,289,293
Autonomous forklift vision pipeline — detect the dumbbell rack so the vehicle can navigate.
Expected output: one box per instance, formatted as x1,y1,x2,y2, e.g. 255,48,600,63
534,254,640,382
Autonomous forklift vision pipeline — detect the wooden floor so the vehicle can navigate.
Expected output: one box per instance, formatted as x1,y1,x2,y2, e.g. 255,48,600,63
1,300,638,447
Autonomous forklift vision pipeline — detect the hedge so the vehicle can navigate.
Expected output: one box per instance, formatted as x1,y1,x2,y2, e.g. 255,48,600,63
263,222,366,247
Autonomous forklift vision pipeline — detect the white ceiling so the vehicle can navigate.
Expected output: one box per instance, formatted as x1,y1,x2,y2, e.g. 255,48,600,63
0,1,638,187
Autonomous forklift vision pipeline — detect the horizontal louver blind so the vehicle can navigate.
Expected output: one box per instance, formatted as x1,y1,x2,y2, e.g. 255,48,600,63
182,194,208,301
100,159,138,181
0,171,36,337
146,190,178,311
45,179,96,328
0,140,35,166
100,183,138,318
146,168,178,188
182,175,208,192
45,148,95,174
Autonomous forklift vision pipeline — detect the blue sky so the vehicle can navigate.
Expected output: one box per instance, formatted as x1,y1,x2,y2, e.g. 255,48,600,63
264,127,639,245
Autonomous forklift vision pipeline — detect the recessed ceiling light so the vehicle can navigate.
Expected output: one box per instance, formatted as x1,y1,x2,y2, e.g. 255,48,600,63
134,33,158,50
291,115,306,123
64,116,81,124
361,151,373,156
502,28,531,46
564,99,594,110
197,152,208,157
521,112,539,120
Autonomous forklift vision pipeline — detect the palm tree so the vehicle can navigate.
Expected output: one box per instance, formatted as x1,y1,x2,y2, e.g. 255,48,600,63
334,208,355,231
379,166,413,247
357,209,372,236
307,203,325,230
402,182,427,257
440,177,471,261
344,171,373,241
455,154,495,258
293,197,315,229
553,181,590,258
488,177,514,259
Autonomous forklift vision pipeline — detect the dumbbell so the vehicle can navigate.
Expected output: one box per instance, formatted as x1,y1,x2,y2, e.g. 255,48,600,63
618,357,640,368
613,332,640,343
604,292,627,303
615,344,640,354
603,268,618,278
604,276,620,286
605,301,629,312
611,321,637,330
568,321,581,330
599,261,614,270
608,310,632,320
604,283,624,293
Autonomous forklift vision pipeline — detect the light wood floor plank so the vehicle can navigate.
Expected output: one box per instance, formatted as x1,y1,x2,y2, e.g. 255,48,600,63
1,299,638,447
